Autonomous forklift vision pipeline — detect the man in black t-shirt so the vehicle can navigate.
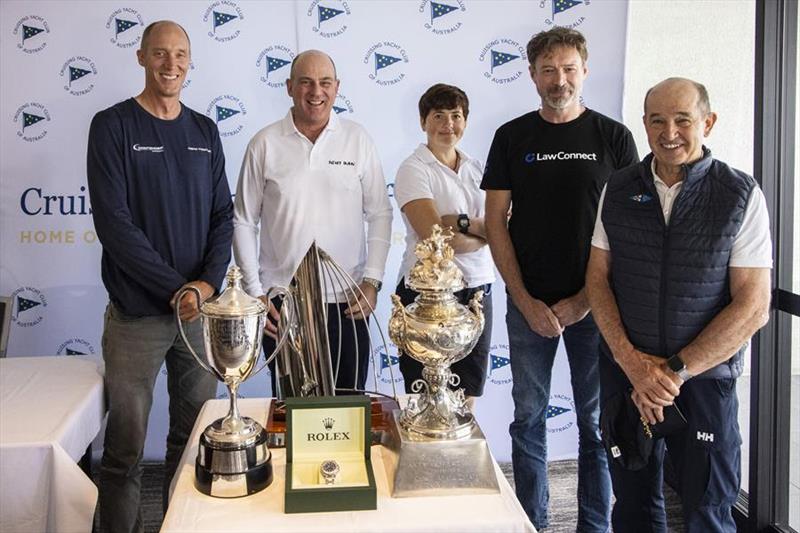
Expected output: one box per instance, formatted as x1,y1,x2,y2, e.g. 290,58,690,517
481,27,638,531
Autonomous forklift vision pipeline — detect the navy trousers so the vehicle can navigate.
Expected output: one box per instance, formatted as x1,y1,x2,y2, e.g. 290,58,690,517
599,354,742,533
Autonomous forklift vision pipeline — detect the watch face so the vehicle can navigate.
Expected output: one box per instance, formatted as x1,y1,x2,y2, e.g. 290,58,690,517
321,460,339,475
667,355,685,372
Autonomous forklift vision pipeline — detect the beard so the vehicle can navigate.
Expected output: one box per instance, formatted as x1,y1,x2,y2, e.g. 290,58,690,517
542,86,578,110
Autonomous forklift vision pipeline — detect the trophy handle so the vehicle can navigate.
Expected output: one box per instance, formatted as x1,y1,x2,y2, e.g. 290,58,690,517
468,289,485,331
175,287,223,381
252,285,295,377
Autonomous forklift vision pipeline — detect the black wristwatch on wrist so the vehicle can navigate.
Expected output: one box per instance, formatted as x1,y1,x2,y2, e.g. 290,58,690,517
456,213,470,234
666,354,693,381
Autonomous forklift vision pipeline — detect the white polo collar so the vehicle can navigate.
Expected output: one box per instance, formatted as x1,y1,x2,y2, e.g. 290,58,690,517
281,108,340,137
413,143,472,170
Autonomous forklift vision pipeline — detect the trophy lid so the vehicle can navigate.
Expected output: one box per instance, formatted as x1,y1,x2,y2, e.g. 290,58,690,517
406,225,465,293
200,266,266,317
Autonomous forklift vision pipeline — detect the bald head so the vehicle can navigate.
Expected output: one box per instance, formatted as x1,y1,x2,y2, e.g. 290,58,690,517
140,20,190,53
289,50,337,82
644,77,710,116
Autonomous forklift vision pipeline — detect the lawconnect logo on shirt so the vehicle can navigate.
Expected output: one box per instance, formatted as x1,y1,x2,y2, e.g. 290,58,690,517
524,151,598,163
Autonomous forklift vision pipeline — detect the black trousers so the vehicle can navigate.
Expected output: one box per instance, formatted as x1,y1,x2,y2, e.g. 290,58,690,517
600,353,741,533
262,298,370,396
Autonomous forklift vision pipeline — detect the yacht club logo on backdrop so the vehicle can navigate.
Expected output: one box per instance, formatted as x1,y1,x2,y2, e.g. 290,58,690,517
307,0,351,38
13,15,50,54
479,38,526,85
57,338,96,356
105,8,143,48
373,342,403,384
333,93,354,115
59,56,98,96
488,344,512,385
13,102,50,142
10,287,47,328
206,95,247,137
256,45,295,88
364,42,409,86
540,0,590,28
204,1,244,42
419,0,465,35
546,393,575,433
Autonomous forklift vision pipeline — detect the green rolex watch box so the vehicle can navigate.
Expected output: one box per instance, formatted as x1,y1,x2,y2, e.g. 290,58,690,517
284,395,377,513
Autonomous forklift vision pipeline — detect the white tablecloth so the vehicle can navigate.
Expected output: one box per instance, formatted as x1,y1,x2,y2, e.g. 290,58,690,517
0,356,105,533
162,398,536,533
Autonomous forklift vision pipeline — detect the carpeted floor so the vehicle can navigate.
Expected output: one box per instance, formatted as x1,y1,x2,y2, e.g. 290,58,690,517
94,459,684,532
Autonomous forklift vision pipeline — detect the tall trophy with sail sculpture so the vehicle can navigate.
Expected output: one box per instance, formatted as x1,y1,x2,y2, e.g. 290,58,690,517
175,265,293,498
383,225,499,496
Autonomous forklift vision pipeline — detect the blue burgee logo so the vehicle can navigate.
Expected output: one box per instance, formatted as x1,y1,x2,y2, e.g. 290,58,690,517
630,193,653,203
207,95,246,137
420,0,464,34
216,105,240,122
374,52,402,76
553,0,583,15
480,38,526,84
204,1,245,42
14,16,50,53
547,393,576,433
106,8,143,48
373,343,403,384
257,45,295,88
333,105,347,114
490,354,510,375
546,404,571,418
23,112,45,130
541,0,589,28
319,5,344,24
69,66,92,85
14,102,51,142
266,56,291,77
488,344,513,385
490,50,519,73
380,352,400,371
23,24,45,43
431,1,458,22
11,287,47,327
115,18,138,35
60,56,98,95
308,1,351,38
212,11,237,31
365,42,409,86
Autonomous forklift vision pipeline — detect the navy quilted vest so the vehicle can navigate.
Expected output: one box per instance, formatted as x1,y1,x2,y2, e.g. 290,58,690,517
601,149,755,379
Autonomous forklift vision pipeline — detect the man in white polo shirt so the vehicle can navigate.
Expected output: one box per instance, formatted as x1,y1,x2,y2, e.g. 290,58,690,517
233,49,392,394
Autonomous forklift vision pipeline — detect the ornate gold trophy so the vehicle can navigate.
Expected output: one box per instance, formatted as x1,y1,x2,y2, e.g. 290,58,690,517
383,226,499,496
176,266,293,498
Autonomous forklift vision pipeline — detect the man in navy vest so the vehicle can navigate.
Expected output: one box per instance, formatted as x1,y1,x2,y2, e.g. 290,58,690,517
586,77,772,532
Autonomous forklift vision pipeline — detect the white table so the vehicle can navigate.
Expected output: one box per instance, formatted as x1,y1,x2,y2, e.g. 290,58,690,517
0,356,105,533
163,398,536,532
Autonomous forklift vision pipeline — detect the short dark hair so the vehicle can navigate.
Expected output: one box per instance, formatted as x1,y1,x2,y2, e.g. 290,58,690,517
418,83,470,120
526,27,588,67
644,77,712,116
140,20,191,52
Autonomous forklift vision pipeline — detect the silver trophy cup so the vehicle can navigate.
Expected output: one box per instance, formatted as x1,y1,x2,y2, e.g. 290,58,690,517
176,266,293,498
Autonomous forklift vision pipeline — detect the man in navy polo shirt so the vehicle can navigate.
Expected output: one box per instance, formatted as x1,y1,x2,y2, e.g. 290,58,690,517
87,20,232,532
586,77,772,532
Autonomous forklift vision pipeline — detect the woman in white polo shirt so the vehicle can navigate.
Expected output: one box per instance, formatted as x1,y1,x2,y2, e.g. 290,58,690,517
393,83,495,405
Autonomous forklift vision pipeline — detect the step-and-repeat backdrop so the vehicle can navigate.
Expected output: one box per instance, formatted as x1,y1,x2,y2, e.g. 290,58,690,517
0,0,629,461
